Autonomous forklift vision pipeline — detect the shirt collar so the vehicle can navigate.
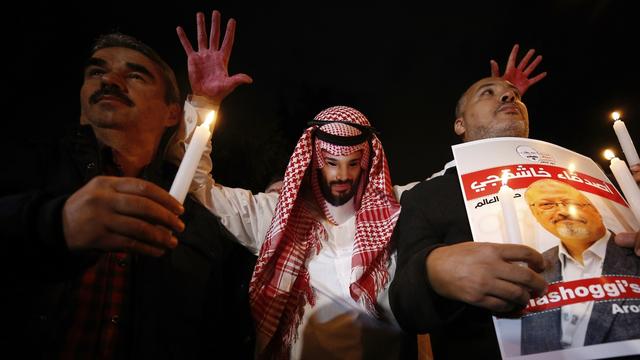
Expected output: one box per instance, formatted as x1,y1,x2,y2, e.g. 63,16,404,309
427,160,457,180
444,159,457,170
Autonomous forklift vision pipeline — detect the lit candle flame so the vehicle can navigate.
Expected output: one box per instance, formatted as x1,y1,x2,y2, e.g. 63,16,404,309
611,111,621,121
568,163,576,174
203,110,217,128
603,149,616,161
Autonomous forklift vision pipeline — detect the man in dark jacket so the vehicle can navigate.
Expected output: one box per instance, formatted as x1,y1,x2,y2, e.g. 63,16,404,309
388,76,548,359
389,73,640,359
0,11,255,359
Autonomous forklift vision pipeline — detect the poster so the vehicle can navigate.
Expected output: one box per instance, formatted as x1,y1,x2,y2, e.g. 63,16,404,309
452,137,640,359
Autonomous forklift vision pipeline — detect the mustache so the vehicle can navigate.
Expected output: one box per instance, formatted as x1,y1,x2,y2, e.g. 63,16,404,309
329,180,353,186
552,213,586,224
89,85,134,107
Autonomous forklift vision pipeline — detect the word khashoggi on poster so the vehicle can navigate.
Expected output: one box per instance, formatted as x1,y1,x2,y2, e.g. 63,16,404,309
452,137,640,360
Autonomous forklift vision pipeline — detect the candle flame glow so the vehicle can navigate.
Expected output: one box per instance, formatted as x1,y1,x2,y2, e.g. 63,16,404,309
568,205,578,218
603,149,616,161
203,110,217,128
611,111,621,121
501,170,510,186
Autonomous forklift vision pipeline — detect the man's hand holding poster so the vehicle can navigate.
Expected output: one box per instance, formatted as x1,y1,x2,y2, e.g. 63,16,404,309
452,137,640,359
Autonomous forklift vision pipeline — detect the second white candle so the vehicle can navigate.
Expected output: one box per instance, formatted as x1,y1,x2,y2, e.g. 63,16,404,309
497,171,523,244
606,151,640,223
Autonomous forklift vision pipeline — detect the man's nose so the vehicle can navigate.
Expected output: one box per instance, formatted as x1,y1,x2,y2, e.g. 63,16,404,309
555,203,573,215
500,90,516,103
100,72,126,91
336,165,348,181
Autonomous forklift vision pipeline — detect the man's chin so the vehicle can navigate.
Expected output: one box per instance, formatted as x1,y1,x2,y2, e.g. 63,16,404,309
326,192,354,206
556,225,591,240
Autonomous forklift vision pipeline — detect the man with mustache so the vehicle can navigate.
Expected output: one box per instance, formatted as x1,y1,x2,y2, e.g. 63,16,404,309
520,179,640,355
1,11,255,358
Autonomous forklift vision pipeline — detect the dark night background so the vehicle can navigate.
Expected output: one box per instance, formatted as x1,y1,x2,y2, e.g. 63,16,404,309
5,0,639,192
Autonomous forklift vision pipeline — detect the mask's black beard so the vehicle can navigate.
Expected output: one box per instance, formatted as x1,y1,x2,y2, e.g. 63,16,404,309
318,170,358,206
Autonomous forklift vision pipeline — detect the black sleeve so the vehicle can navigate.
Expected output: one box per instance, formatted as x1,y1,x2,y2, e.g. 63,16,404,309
389,181,468,334
0,138,98,283
1,191,67,255
0,191,99,282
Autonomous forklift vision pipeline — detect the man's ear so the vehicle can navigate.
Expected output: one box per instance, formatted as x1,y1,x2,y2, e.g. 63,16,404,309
165,103,181,127
454,117,466,137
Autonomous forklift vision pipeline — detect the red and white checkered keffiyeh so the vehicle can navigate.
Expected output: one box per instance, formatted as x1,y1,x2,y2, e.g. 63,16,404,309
249,106,400,358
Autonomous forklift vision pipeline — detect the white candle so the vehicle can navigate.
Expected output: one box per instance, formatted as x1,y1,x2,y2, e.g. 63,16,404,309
604,149,640,222
497,171,523,244
612,112,640,166
169,110,216,204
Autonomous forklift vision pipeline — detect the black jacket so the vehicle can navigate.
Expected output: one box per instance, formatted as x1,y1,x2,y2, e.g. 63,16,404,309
0,126,256,359
389,167,501,359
